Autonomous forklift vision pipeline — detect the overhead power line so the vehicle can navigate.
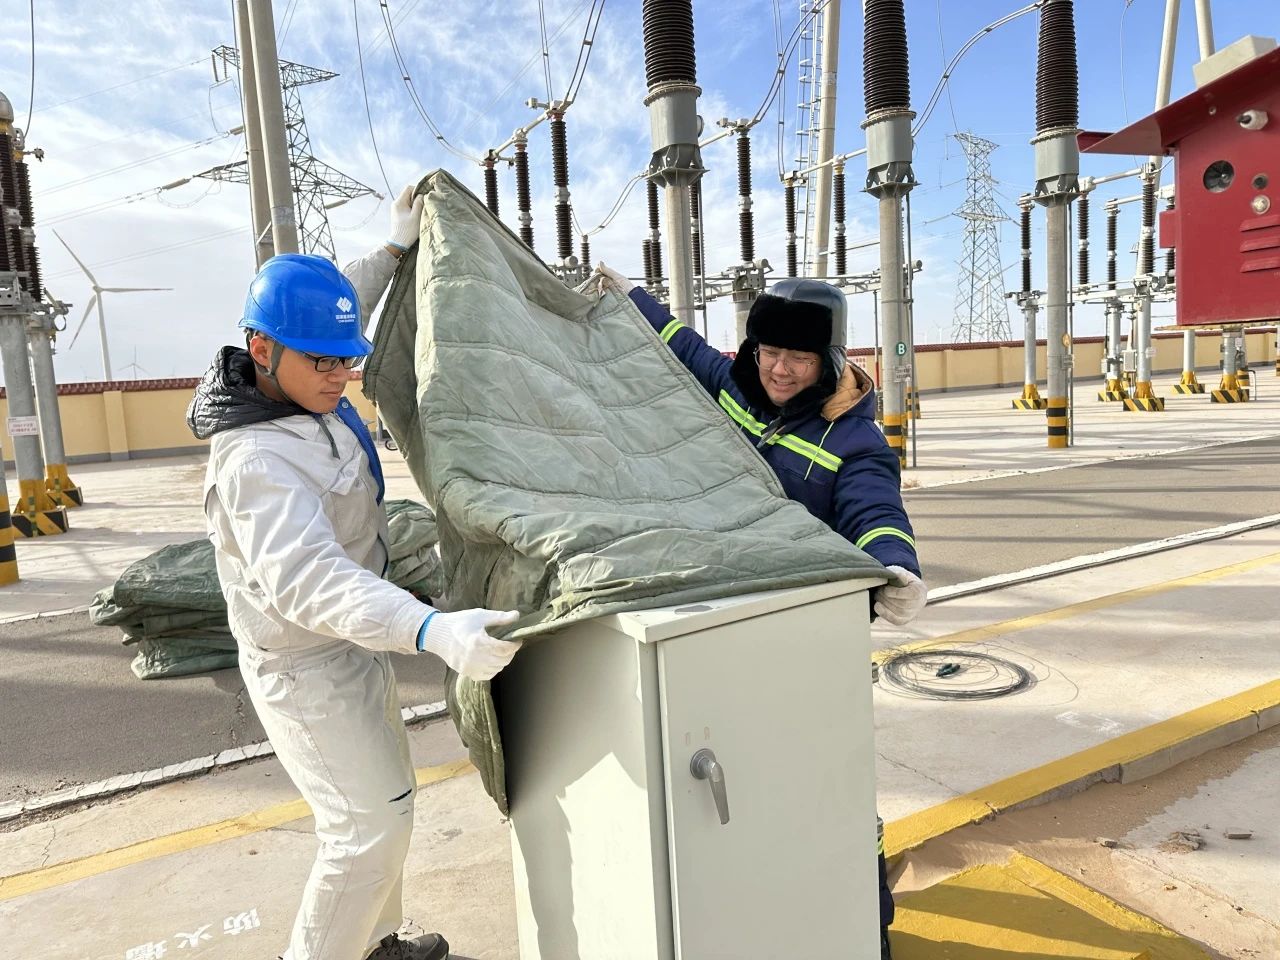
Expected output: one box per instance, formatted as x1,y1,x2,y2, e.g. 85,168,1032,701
35,128,241,198
538,0,555,103
44,225,249,281
353,0,394,196
378,0,480,163
561,0,606,104
277,0,302,50
912,2,1044,140
41,182,184,227
465,0,593,134
24,0,35,135
576,0,827,241
37,58,206,113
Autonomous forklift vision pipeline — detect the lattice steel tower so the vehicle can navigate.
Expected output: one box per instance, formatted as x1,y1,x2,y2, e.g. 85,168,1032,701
951,132,1012,342
198,46,376,262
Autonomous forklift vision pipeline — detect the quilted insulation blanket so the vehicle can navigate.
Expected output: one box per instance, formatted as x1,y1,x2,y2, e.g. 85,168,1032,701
363,169,887,812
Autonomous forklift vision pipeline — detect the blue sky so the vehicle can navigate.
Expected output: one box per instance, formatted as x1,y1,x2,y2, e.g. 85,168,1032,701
0,0,1277,383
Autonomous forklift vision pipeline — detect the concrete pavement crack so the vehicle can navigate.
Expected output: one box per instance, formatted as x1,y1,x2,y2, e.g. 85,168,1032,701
230,686,249,747
878,752,958,796
38,822,57,869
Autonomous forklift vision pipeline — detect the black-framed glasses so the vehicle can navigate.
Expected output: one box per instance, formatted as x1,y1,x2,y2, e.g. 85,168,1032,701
755,345,818,373
301,352,366,373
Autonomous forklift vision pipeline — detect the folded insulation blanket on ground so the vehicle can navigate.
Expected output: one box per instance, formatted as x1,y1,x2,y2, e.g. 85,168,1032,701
362,169,887,813
90,499,444,679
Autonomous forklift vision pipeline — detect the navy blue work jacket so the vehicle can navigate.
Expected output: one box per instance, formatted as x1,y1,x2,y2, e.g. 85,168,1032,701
630,287,920,576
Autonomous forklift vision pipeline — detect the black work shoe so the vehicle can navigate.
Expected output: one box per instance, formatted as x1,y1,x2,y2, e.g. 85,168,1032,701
880,926,892,960
365,932,449,960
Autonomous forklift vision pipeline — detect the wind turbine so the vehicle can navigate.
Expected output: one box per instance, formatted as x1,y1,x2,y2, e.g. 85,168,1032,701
52,230,171,381
119,347,149,380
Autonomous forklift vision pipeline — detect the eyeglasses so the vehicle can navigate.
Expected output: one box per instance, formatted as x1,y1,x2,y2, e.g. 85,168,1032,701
300,352,366,373
755,345,818,373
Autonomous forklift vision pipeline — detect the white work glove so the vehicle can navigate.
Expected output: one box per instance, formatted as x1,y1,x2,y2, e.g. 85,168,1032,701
418,608,522,681
873,566,927,626
593,261,635,295
387,183,424,252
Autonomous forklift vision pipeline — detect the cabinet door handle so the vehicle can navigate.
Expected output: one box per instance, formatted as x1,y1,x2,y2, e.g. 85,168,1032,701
690,748,730,825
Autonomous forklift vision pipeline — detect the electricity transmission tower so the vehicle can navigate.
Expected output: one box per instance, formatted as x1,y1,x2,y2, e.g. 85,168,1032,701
951,132,1012,342
198,46,377,262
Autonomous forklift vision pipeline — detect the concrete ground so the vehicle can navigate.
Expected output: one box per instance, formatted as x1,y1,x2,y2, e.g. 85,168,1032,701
1,378,1278,957
871,525,1280,824
2,525,1278,956
903,369,1280,487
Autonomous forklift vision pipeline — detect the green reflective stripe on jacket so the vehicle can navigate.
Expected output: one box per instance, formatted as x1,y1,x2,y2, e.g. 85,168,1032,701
717,391,842,473
660,319,683,343
855,526,916,551
718,390,766,433
781,435,841,472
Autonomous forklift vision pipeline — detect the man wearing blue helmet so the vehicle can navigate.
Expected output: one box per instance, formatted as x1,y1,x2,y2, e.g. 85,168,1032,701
188,187,519,960
595,264,924,959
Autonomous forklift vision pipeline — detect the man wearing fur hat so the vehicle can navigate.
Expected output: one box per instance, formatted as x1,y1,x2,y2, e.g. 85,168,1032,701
597,265,924,958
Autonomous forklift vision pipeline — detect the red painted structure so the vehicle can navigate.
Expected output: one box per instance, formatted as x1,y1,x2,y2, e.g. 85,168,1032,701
1079,47,1280,327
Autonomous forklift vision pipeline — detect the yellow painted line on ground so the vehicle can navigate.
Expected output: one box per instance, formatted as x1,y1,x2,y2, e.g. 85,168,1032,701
892,852,1211,959
885,678,1280,858
0,759,473,903
875,549,1280,664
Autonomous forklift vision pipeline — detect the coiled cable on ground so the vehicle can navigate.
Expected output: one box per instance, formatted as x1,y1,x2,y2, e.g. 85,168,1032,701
878,648,1034,701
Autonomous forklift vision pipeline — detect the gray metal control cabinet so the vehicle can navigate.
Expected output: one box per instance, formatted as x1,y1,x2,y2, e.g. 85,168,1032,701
500,577,883,960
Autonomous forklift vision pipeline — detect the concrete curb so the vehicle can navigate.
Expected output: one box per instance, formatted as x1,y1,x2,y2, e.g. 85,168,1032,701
884,679,1280,860
0,603,92,626
0,700,448,825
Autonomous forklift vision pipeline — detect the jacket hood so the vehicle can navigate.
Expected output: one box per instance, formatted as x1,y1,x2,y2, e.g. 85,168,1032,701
820,362,876,422
187,345,309,440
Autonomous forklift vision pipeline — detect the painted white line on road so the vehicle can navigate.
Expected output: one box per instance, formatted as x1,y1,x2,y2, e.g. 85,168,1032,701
911,431,1280,490
928,513,1280,604
0,700,449,825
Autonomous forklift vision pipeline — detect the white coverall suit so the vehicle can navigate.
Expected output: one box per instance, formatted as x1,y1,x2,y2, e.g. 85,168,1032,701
203,248,427,960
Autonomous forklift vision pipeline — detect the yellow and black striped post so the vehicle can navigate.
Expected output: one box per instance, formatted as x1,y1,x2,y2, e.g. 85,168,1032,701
1046,397,1069,448
1171,370,1205,395
45,463,83,507
1211,370,1248,404
0,488,18,586
883,412,906,469
905,389,921,420
1123,381,1165,412
1013,383,1048,410
1097,377,1129,402
11,478,69,538
1235,367,1252,401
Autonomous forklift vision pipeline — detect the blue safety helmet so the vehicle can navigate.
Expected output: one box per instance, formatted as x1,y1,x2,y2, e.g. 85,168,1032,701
239,254,372,357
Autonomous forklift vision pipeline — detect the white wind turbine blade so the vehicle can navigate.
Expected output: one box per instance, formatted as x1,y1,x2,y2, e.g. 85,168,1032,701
100,286,173,293
51,229,100,288
68,294,99,350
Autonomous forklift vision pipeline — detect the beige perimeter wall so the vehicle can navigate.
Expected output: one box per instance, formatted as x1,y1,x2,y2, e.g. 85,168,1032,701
2,329,1275,464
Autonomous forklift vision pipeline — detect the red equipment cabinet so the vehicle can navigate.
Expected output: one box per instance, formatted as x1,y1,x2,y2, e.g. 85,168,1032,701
1079,47,1280,327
